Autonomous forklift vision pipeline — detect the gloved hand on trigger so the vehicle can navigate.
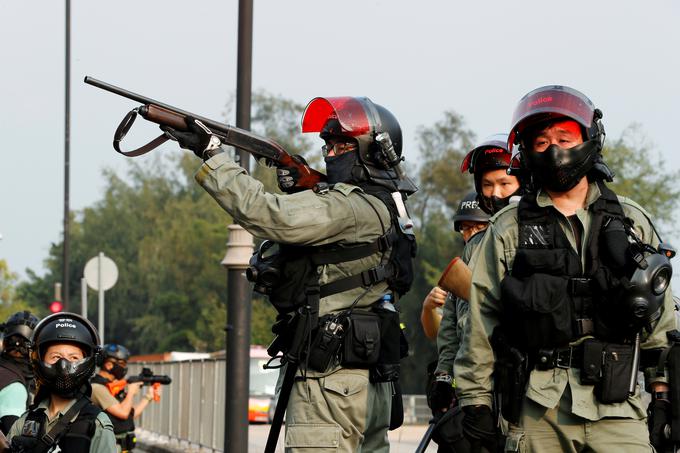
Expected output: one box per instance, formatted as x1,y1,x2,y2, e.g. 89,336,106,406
277,154,310,193
162,116,222,160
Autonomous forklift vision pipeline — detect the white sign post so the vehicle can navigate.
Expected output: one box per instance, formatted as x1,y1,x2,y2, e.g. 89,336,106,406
84,252,118,345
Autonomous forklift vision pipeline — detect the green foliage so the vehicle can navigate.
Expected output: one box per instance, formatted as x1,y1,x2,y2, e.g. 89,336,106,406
603,124,680,229
0,259,41,321
397,112,473,393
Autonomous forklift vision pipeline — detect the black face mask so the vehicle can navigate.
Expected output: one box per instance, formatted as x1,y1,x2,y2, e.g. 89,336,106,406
478,188,522,215
109,362,128,380
526,140,599,192
325,151,361,185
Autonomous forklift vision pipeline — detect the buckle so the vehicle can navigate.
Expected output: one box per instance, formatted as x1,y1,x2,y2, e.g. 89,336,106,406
361,267,386,286
568,278,592,296
41,433,56,445
555,348,573,369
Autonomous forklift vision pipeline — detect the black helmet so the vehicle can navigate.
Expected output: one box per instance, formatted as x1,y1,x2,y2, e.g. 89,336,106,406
508,85,613,192
452,191,490,232
2,311,39,357
301,96,417,194
30,312,101,398
461,134,521,214
102,343,130,362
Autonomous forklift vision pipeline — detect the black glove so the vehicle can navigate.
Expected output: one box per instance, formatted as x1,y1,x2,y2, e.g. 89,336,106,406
648,397,671,450
276,155,309,193
429,374,456,415
162,117,222,160
462,405,496,453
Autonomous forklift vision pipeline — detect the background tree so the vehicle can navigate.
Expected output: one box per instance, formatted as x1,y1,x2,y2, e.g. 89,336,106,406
0,259,39,321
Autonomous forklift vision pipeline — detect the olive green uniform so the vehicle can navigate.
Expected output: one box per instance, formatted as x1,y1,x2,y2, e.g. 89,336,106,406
8,397,116,453
454,183,674,452
435,231,484,376
196,152,394,452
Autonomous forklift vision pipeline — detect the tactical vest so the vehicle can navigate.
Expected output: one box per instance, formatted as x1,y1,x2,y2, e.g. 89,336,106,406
11,400,100,452
267,185,416,315
500,181,633,353
91,375,135,435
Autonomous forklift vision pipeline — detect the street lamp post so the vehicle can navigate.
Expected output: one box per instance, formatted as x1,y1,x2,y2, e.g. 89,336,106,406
221,224,254,453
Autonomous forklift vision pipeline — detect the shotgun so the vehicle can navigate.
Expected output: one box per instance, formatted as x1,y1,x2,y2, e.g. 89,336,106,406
84,76,326,191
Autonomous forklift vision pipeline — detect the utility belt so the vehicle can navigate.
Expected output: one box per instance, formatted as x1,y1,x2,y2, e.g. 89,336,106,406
306,302,408,383
493,329,638,423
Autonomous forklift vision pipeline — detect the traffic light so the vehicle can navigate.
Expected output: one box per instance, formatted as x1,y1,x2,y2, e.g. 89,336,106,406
50,282,63,313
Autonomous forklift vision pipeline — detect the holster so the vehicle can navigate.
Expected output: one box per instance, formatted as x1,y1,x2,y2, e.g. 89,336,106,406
491,328,529,425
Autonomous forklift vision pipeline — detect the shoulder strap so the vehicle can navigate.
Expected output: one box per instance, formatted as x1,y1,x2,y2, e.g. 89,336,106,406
32,396,91,453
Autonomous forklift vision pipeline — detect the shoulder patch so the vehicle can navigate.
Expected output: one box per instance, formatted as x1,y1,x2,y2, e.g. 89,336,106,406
331,183,363,197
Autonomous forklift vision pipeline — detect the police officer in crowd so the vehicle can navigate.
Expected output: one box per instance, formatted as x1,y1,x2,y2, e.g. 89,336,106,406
90,344,157,452
454,86,675,452
430,135,520,403
8,312,116,452
164,97,416,451
0,311,39,435
420,191,490,341
428,137,521,452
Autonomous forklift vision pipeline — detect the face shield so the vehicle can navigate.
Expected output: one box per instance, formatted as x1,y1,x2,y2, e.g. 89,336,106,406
460,133,509,174
508,85,597,148
301,97,376,138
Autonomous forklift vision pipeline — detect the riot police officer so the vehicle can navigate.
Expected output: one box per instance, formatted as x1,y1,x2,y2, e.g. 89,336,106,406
8,312,116,452
90,344,157,452
164,96,416,452
0,311,39,435
454,86,675,452
427,136,520,452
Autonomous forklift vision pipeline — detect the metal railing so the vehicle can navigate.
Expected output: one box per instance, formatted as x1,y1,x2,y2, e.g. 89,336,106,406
129,360,429,452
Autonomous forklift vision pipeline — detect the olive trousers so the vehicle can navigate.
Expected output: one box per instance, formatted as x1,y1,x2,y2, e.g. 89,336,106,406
284,367,392,452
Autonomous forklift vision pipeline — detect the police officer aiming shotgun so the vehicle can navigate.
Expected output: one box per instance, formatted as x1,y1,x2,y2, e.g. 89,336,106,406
86,80,417,452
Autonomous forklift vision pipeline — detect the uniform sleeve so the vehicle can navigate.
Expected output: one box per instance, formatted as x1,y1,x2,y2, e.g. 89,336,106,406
436,294,459,376
0,382,28,418
90,383,120,412
454,223,506,408
5,411,27,443
194,152,367,245
89,412,117,453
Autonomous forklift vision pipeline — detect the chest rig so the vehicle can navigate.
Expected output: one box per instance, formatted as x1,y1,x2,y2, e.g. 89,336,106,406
11,398,99,453
500,181,632,353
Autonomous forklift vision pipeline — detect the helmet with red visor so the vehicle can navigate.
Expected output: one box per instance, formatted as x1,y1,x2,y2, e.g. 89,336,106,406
461,133,522,214
301,97,417,194
508,85,612,192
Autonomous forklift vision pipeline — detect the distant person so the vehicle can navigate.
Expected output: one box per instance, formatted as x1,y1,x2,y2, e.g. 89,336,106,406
90,344,158,452
0,311,39,435
8,312,116,452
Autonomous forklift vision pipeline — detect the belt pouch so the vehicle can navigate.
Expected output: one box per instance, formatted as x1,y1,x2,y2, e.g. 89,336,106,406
308,318,345,372
342,311,381,367
580,339,604,385
596,343,634,403
371,306,403,382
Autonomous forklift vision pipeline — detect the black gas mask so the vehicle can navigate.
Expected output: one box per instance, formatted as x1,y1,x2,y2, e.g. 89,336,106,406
526,140,600,192
478,189,522,215
623,246,674,328
246,240,283,295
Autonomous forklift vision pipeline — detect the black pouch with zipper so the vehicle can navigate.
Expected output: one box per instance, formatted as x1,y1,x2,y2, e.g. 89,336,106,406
596,343,634,404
